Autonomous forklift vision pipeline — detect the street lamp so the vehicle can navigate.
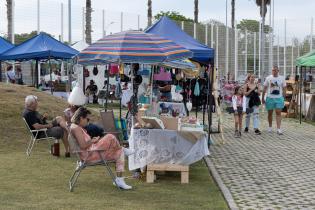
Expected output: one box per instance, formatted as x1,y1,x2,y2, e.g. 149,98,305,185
104,21,115,36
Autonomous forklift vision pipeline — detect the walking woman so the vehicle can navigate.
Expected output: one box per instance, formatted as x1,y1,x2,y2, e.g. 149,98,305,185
244,74,262,135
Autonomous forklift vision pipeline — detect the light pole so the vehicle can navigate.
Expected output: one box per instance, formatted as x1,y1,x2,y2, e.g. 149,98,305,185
104,22,115,36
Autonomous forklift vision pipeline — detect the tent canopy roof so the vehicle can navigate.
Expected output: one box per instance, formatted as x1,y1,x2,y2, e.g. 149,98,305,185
0,32,78,61
0,37,14,55
296,50,315,67
145,16,214,64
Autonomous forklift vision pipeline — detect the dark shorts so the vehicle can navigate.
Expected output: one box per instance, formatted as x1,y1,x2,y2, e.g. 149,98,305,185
36,126,64,139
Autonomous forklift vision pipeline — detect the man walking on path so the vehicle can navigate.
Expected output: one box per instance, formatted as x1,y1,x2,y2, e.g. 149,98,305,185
262,66,286,135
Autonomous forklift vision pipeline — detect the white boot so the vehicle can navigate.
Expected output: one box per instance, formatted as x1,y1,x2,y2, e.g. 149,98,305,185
123,147,135,156
114,177,132,190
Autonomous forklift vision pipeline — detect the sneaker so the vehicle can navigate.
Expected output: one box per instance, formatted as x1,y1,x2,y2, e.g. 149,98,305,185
123,148,135,156
114,177,132,190
254,129,262,135
244,127,249,133
267,127,272,133
234,131,241,138
277,129,283,135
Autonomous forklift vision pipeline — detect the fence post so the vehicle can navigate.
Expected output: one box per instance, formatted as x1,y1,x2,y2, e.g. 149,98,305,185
102,10,105,37
225,26,229,77
311,17,313,52
37,0,40,34
291,38,294,75
138,15,140,30
216,25,219,73
284,18,287,77
205,24,208,45
82,7,85,41
245,29,248,75
194,23,196,39
254,32,256,75
120,12,123,32
181,21,184,30
258,20,261,78
277,35,280,69
234,24,238,81
68,0,72,44
211,24,214,48
61,3,64,42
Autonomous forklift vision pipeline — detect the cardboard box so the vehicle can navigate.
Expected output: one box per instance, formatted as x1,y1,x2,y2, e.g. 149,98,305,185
160,116,179,131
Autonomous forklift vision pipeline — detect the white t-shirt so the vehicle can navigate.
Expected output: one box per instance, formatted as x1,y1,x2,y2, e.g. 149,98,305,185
263,75,286,98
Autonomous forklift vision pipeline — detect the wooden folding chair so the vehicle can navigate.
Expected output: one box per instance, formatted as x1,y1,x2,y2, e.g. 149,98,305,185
68,132,120,192
23,118,56,156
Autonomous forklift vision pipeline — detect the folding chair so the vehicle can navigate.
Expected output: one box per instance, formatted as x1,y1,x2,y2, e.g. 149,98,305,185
68,132,120,192
23,118,56,156
100,110,123,141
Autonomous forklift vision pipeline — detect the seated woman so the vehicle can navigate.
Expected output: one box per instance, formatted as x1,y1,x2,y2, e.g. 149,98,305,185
70,107,133,190
64,104,104,138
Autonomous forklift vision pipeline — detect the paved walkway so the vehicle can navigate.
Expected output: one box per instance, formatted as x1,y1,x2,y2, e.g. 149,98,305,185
210,113,315,210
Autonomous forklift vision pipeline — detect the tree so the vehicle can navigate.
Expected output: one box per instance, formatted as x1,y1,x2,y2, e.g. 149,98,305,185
148,0,152,27
231,0,235,28
12,31,54,45
85,0,92,44
194,0,198,23
6,0,13,42
237,19,271,33
154,11,193,22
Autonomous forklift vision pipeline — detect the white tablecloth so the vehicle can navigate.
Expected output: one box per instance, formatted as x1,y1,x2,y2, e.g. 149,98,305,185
128,129,210,171
158,102,187,117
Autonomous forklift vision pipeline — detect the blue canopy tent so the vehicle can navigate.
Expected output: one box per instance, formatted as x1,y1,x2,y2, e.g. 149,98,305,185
146,17,217,141
145,16,215,64
0,37,14,82
0,32,78,88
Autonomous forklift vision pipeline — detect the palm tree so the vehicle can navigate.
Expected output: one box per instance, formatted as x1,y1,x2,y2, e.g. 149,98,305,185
6,0,13,42
85,0,92,44
147,0,152,27
194,0,198,23
255,0,271,78
231,0,235,28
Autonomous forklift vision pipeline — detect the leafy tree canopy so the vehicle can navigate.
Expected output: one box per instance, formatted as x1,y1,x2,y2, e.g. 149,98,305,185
237,19,272,33
154,11,193,22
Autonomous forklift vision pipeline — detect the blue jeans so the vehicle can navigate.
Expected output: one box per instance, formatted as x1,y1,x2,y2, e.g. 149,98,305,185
245,105,260,129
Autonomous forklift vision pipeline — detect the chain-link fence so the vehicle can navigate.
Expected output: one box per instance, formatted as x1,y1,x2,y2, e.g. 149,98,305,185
0,0,314,81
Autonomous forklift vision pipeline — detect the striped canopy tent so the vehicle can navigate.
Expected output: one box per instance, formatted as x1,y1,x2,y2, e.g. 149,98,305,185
76,30,193,65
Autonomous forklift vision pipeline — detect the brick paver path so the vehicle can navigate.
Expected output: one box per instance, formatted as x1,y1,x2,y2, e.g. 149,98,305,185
210,113,315,210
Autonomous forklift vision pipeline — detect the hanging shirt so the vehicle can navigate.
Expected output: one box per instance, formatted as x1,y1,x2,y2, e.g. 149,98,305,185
263,75,286,98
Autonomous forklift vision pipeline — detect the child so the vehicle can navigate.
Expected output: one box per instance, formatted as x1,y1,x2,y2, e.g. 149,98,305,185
232,86,247,138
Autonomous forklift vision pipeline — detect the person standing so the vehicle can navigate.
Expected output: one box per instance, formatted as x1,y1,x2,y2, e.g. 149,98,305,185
244,74,262,135
6,66,15,83
232,86,246,138
262,66,286,135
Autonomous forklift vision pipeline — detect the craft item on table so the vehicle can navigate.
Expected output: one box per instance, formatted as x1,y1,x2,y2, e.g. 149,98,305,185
141,116,165,129
160,116,179,130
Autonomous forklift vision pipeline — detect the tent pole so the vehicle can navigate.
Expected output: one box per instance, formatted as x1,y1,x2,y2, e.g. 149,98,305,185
105,64,110,111
49,57,53,94
0,61,2,82
299,66,303,124
35,60,39,88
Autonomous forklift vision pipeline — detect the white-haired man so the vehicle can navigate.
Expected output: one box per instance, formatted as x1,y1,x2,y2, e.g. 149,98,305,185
22,95,70,157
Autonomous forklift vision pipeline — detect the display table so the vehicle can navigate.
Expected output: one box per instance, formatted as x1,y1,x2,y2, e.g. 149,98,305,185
158,102,187,117
128,128,210,171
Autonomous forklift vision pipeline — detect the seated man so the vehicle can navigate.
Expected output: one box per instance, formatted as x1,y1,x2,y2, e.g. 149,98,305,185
86,80,98,104
22,95,70,157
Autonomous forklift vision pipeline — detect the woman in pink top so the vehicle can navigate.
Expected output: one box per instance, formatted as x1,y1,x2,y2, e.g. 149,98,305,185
70,107,133,190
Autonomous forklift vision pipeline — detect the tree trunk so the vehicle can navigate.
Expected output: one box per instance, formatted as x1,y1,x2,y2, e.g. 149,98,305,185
231,0,235,28
194,0,198,23
6,0,13,42
85,0,92,44
147,0,152,27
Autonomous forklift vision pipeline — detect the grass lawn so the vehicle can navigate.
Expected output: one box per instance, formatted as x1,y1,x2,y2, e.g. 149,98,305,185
0,83,228,210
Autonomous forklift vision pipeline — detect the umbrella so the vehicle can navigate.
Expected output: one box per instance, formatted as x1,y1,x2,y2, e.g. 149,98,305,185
162,59,198,70
76,30,192,65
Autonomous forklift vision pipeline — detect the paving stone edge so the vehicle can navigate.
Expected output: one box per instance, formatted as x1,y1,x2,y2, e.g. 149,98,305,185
204,156,239,210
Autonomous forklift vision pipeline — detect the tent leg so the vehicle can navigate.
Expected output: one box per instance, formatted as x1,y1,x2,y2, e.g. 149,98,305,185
105,65,110,111
35,60,39,88
49,58,53,95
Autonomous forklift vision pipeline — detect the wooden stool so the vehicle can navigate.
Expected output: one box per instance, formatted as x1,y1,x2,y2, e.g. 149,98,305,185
146,164,189,184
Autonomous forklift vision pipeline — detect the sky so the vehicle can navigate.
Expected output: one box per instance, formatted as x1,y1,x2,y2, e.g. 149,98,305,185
0,0,314,43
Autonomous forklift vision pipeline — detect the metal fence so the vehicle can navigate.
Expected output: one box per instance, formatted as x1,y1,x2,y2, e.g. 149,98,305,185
0,0,314,81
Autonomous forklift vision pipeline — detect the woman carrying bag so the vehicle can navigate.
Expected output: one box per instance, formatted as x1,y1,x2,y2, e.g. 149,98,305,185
244,74,262,135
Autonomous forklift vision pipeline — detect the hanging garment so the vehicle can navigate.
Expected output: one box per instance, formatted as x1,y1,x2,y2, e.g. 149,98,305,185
194,80,200,96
